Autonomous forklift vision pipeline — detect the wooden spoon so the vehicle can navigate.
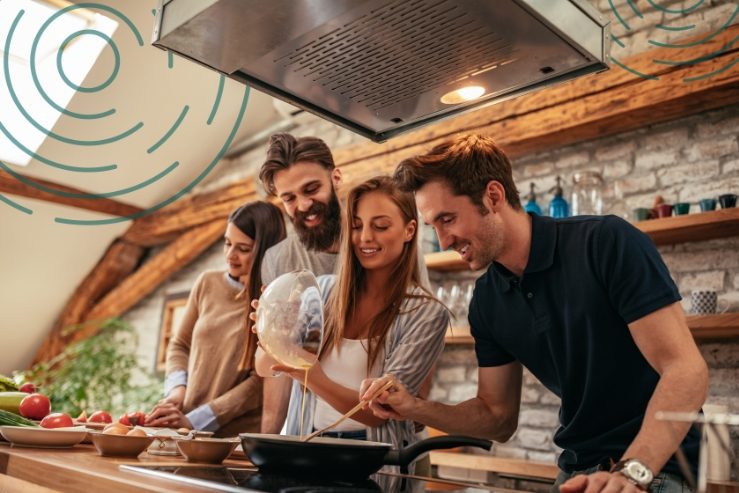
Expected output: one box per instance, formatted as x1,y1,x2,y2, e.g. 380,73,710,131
302,379,394,442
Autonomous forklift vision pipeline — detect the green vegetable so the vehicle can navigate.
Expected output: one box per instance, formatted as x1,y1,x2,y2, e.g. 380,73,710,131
0,409,37,427
16,318,162,417
0,392,26,414
0,374,18,392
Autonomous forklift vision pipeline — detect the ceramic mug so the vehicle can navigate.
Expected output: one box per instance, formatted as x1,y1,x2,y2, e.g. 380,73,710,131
633,207,652,221
690,291,729,315
718,194,737,209
699,198,717,212
673,202,690,215
653,203,673,218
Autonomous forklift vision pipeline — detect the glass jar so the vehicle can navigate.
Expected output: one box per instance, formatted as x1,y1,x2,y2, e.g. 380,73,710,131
571,171,604,216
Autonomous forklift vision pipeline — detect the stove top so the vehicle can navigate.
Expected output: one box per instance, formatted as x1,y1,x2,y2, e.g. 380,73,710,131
120,464,493,493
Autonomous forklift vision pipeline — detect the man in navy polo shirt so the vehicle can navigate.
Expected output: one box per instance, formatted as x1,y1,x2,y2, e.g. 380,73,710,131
361,134,708,493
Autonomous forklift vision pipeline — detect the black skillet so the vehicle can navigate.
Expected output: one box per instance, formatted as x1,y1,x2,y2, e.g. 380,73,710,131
239,433,492,479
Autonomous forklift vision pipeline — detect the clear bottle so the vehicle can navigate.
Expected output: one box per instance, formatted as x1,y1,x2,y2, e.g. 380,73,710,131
571,171,604,216
549,176,570,218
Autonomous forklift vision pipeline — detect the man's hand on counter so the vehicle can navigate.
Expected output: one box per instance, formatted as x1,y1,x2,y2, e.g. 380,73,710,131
559,471,645,493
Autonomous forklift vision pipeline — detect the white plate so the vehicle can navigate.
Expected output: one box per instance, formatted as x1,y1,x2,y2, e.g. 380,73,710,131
0,425,87,448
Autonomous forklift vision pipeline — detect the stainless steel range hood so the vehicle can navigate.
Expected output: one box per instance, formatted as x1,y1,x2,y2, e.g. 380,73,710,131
152,0,609,142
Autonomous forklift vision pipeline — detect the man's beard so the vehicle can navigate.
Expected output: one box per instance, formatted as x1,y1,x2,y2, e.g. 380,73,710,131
292,191,341,252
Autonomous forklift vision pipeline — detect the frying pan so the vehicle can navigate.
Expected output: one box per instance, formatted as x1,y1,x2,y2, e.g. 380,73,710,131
239,433,492,479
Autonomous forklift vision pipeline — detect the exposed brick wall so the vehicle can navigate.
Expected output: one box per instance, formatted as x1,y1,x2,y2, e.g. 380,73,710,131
595,0,737,58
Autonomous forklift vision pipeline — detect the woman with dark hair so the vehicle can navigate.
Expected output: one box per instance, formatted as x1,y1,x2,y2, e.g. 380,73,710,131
255,176,448,467
147,201,286,436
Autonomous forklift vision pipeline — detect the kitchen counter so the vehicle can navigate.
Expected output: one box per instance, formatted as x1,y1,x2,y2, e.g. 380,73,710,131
0,442,249,493
1,442,527,493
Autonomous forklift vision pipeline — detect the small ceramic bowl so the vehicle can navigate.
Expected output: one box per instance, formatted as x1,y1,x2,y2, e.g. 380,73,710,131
147,433,188,456
90,432,154,457
176,438,239,464
80,422,107,444
177,429,215,439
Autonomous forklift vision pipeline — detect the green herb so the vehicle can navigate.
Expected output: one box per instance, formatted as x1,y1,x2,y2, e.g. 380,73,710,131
16,318,162,417
0,409,37,427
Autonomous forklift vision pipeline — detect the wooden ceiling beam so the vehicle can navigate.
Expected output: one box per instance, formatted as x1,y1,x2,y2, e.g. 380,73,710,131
60,219,227,349
122,181,257,246
0,169,143,218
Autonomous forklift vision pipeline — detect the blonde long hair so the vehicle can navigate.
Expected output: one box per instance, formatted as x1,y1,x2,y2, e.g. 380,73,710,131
320,176,432,372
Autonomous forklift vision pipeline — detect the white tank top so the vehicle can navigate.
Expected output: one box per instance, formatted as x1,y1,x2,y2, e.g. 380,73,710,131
312,338,384,431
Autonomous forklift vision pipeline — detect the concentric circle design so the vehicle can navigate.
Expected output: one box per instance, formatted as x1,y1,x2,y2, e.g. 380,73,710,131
57,29,120,93
607,0,738,82
0,2,250,225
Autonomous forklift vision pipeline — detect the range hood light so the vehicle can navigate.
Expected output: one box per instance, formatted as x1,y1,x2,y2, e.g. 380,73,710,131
440,86,486,105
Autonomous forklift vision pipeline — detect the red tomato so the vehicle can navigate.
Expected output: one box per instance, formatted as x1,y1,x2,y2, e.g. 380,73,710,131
89,410,112,424
40,412,73,429
19,382,36,393
19,393,51,420
119,411,146,427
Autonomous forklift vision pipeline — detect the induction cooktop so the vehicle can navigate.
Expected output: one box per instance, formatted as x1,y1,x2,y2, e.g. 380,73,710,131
120,464,498,493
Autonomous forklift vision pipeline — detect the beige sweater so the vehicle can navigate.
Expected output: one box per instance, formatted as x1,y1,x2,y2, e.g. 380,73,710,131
166,270,262,436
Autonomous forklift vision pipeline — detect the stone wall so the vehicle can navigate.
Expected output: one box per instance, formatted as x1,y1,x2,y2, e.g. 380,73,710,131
122,0,739,476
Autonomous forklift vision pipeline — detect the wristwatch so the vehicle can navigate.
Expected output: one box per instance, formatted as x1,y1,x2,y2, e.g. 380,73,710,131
611,459,654,490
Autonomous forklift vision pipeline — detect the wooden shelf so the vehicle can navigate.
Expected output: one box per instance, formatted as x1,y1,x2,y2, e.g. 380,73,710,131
430,451,558,481
636,208,739,246
443,314,739,344
687,313,739,339
425,250,467,271
445,327,473,345
445,335,475,344
425,208,739,272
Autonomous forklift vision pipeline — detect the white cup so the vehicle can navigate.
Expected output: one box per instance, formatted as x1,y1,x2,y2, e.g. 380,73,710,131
690,291,729,315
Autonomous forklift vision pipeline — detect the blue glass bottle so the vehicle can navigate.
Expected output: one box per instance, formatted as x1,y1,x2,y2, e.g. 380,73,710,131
549,175,570,218
523,182,542,215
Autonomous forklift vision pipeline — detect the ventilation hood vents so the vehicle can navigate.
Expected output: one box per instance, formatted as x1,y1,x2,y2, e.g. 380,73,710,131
153,0,609,142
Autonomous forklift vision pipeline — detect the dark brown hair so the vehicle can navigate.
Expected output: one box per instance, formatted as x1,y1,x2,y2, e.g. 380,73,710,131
320,176,433,373
229,201,287,370
259,133,335,196
394,134,521,211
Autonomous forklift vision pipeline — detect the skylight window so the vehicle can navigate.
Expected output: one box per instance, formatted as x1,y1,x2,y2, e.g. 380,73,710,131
0,0,118,166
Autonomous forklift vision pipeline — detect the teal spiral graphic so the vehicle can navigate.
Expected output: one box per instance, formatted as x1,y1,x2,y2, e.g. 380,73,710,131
607,0,738,81
0,1,249,226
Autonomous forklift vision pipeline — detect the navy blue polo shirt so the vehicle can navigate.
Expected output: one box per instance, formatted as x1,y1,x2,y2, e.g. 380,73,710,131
469,214,700,477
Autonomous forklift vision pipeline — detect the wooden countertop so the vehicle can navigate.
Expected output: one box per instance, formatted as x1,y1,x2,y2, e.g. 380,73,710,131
0,442,251,493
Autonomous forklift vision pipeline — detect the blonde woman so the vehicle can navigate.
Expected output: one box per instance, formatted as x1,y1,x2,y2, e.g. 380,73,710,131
256,176,448,458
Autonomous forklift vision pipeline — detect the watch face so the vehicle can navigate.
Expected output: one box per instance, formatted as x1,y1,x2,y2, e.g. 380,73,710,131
625,460,653,485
